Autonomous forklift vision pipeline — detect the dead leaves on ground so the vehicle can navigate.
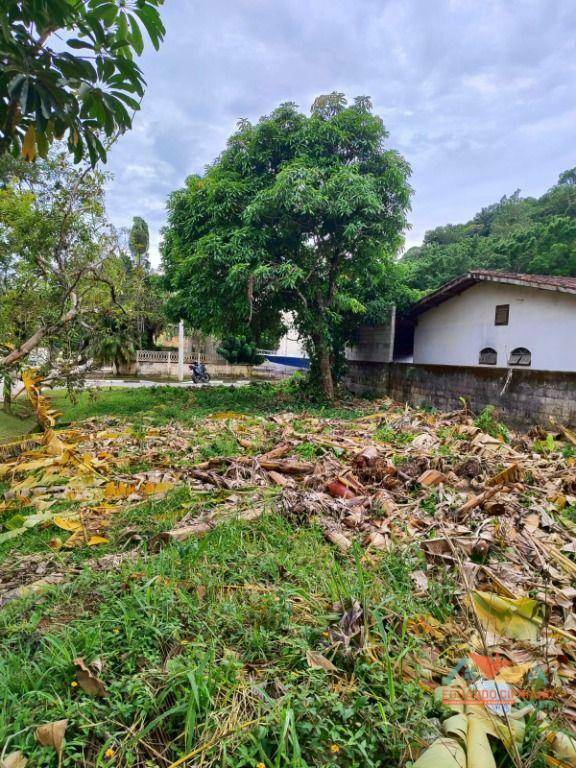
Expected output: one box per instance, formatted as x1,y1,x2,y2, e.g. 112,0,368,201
1,752,28,768
160,402,576,764
73,657,108,697
4,381,576,765
35,719,68,758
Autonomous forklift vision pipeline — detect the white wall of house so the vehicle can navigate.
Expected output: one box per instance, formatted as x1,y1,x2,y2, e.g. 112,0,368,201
272,312,308,359
413,282,576,371
276,328,307,358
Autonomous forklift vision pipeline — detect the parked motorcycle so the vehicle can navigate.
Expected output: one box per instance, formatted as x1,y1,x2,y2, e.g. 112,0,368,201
189,361,211,384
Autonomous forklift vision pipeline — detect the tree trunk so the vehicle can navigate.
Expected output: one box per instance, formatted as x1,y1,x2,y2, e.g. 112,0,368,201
2,374,12,414
319,345,334,400
312,334,334,400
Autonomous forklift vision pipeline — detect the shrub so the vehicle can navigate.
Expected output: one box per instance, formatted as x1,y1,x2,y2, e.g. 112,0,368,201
217,336,264,365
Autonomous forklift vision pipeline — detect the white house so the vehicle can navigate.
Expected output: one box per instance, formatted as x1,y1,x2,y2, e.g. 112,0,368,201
409,270,576,372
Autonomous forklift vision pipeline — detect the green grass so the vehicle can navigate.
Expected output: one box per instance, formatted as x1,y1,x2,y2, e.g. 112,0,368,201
0,408,38,442
0,512,449,767
51,382,366,426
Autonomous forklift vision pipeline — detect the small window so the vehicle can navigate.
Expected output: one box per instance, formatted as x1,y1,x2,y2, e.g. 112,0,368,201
479,347,497,365
509,347,531,366
495,304,509,326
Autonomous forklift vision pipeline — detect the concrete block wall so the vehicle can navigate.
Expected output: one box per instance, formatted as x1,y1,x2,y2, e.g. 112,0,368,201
346,361,576,427
345,309,396,364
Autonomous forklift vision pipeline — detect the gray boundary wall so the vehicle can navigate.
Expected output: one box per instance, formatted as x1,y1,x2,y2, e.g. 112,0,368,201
345,361,576,427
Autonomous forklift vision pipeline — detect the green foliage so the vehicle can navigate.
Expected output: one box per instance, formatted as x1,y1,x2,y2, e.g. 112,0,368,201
562,445,576,460
533,433,557,455
128,216,150,267
0,0,165,165
91,309,138,371
0,152,166,377
294,441,323,460
402,168,576,292
474,405,509,441
0,508,445,767
162,93,412,398
50,382,366,427
198,433,240,460
217,335,264,365
375,425,413,445
0,153,120,366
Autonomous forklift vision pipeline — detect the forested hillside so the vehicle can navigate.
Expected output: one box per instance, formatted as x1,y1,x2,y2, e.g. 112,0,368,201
401,168,576,293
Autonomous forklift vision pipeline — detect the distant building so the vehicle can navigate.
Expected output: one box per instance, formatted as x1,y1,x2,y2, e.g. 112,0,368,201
405,271,576,372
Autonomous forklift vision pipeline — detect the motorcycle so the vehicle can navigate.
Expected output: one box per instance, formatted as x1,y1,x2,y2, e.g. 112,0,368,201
189,361,211,384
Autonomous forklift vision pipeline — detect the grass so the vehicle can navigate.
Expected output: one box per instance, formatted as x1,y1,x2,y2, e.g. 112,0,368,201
0,510,449,766
0,407,38,442
51,382,365,427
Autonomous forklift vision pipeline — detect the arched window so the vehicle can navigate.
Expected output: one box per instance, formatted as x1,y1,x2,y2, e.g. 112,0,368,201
479,347,497,365
509,347,531,366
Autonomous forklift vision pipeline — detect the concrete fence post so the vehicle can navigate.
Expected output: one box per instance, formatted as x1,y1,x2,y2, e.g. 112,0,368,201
178,319,185,382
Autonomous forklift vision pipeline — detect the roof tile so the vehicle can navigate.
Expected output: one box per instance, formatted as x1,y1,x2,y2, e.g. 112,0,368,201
410,270,576,315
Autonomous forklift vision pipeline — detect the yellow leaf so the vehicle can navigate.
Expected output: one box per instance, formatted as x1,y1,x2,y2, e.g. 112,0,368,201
550,732,576,766
64,530,84,548
486,463,523,487
104,481,136,500
22,369,60,429
53,515,82,532
21,125,37,161
496,662,533,685
539,542,576,578
139,481,172,496
471,591,541,642
87,535,108,546
412,738,466,768
12,457,55,473
96,430,121,439
467,713,497,768
10,474,38,495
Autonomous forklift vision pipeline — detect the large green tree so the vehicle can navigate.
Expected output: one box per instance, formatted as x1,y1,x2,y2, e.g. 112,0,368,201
163,94,412,398
1,0,165,165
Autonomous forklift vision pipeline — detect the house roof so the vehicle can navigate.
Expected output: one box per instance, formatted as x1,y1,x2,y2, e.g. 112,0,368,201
409,270,576,316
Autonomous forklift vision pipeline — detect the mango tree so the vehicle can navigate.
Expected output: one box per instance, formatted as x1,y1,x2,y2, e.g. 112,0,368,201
162,93,412,399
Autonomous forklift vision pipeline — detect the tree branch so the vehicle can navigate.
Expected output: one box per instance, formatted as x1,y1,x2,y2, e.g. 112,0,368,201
0,292,79,368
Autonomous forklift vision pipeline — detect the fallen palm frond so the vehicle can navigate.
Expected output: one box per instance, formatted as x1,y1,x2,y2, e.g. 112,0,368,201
21,369,60,430
0,434,43,461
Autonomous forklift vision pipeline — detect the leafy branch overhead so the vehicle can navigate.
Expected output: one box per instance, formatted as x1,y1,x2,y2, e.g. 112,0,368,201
0,0,166,165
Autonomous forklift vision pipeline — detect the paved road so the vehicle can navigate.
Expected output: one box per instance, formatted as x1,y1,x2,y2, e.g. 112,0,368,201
83,377,252,389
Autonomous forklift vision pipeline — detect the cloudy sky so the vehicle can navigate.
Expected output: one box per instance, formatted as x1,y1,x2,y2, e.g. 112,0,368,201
104,0,576,265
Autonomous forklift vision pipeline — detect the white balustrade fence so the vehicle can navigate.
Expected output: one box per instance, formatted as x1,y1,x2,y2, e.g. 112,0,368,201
137,350,207,364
